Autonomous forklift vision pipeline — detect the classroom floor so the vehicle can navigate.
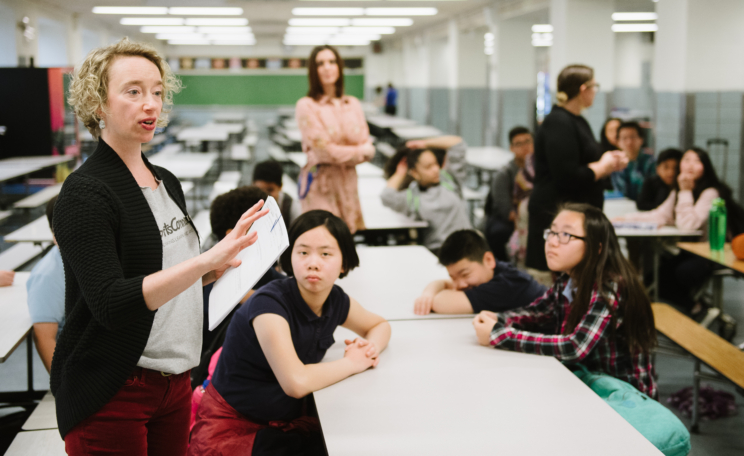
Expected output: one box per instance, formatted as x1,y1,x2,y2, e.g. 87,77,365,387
1,110,743,454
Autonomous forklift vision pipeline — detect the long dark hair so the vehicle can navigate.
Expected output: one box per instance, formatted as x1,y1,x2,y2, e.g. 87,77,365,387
559,203,656,354
306,45,344,101
599,117,621,152
678,147,733,202
680,147,744,236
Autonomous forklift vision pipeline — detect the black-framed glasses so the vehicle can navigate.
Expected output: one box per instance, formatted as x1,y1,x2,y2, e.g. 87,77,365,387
543,229,586,244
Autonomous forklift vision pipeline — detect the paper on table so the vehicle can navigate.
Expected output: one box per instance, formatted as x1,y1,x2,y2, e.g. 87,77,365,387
208,197,289,330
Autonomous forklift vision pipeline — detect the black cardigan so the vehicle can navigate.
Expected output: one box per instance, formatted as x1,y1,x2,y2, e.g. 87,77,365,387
51,139,198,438
526,106,604,270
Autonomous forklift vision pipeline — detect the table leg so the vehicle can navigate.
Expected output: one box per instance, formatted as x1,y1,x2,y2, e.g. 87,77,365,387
26,332,34,393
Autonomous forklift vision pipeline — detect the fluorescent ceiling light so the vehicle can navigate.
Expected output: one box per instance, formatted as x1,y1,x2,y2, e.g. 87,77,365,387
289,18,351,26
612,23,658,32
612,12,658,21
329,38,371,45
92,7,168,15
342,27,395,34
167,39,210,45
532,41,552,47
365,8,436,16
484,32,494,42
351,18,413,26
155,33,205,40
120,18,184,26
292,8,364,16
168,7,243,16
197,27,252,34
532,24,553,33
185,18,248,26
532,33,553,40
205,34,255,40
286,27,341,34
141,26,196,34
212,40,255,45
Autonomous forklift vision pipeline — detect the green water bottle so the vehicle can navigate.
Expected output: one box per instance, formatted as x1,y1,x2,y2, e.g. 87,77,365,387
708,197,727,252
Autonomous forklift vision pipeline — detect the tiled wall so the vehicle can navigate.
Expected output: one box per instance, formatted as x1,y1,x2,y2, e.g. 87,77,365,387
692,92,743,197
499,89,533,146
429,88,451,133
459,88,488,147
408,88,429,125
655,92,686,151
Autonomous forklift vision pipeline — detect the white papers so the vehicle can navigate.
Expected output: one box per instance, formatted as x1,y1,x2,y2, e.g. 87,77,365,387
208,197,289,330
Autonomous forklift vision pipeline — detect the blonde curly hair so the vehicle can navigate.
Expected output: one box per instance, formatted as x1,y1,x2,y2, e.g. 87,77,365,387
68,37,182,139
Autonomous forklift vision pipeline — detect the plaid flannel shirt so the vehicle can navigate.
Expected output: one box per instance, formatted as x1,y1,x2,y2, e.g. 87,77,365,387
490,275,658,399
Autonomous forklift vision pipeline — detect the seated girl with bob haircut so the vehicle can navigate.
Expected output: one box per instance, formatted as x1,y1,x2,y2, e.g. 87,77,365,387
189,210,391,456
473,203,658,398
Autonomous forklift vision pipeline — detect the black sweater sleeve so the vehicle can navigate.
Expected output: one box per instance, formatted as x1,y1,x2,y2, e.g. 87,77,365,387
54,174,155,330
542,115,597,194
636,176,661,211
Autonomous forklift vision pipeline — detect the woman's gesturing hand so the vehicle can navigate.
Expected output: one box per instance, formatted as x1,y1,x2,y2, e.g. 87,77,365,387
203,200,270,282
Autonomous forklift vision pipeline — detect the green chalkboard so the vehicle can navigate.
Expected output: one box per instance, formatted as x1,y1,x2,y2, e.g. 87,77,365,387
173,74,365,106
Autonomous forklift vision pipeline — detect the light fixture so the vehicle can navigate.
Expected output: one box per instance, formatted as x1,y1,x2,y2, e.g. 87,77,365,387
92,7,168,15
351,18,413,26
197,27,252,34
342,27,395,34
205,34,255,41
289,18,351,26
611,12,658,21
531,24,553,33
212,40,255,45
185,18,248,26
611,23,658,32
168,7,243,16
167,39,210,45
365,8,436,16
155,33,205,40
286,27,341,34
120,18,184,26
292,8,365,16
532,32,553,47
140,26,196,34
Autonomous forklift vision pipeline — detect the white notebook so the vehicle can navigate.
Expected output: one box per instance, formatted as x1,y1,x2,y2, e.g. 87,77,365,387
208,197,289,330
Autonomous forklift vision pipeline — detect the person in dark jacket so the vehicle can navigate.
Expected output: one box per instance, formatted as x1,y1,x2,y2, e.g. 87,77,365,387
54,38,267,454
636,148,683,211
526,64,627,273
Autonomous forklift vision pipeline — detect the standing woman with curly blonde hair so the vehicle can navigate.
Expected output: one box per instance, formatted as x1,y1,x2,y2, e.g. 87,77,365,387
54,38,267,455
525,64,628,275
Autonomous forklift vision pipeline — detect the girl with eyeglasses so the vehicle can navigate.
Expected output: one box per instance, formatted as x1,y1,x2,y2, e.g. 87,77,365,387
473,203,658,398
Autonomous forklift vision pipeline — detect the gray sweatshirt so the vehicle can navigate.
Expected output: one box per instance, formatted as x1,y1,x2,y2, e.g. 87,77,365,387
381,176,472,251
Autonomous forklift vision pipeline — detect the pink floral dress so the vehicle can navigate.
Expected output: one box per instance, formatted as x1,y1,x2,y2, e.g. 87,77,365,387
295,95,374,233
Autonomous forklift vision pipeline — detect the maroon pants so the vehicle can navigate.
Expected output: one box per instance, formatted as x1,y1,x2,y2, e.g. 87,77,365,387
64,367,192,456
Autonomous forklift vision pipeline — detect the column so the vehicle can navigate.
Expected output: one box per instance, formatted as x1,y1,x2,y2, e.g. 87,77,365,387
550,0,615,135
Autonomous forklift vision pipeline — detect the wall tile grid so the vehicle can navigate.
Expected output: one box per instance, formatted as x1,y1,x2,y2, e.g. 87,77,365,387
499,89,533,147
654,92,686,151
408,88,429,125
429,88,451,134
458,88,488,147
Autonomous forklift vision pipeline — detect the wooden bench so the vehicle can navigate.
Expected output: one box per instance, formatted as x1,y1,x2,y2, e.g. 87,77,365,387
13,183,63,211
652,302,744,432
0,243,47,271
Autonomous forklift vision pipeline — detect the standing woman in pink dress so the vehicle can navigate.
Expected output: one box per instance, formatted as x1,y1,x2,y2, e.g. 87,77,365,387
296,45,375,233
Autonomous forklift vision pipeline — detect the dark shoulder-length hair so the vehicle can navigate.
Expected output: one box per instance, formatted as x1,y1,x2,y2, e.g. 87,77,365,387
280,210,359,279
558,203,656,355
307,45,345,101
599,117,621,152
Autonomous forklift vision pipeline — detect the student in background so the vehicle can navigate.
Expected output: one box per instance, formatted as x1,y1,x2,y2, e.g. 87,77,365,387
636,148,683,211
373,85,385,112
382,147,472,253
473,203,658,398
526,65,627,275
296,45,374,234
403,135,467,188
252,160,302,229
26,196,65,373
189,211,391,456
0,270,13,287
615,148,743,314
611,121,656,201
414,230,547,316
204,186,286,354
484,126,534,260
385,82,398,116
600,117,622,152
